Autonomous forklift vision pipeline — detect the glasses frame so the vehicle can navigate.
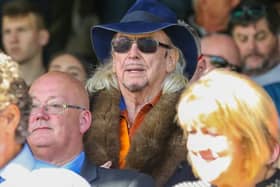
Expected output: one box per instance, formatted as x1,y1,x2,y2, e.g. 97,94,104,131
203,54,242,73
111,36,172,53
31,103,86,115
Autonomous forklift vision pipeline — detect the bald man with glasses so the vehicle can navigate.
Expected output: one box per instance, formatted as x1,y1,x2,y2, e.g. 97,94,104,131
27,71,155,187
190,33,242,83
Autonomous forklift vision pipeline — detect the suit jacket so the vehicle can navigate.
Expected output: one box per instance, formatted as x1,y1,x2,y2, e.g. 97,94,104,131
81,159,155,187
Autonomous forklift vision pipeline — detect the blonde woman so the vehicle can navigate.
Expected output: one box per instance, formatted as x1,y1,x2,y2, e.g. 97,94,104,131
176,69,280,187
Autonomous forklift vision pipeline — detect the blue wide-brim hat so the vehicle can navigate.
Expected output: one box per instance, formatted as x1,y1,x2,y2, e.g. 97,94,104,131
91,0,200,78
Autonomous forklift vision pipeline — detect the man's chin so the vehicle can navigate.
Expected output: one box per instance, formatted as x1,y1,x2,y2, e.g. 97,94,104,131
123,82,148,92
243,59,264,74
246,66,266,77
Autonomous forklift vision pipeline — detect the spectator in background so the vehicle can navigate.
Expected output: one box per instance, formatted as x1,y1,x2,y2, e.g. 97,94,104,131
48,51,94,84
190,33,241,83
98,0,134,23
1,0,49,85
187,0,240,37
0,52,34,182
228,0,280,119
28,0,100,66
99,0,193,26
177,69,280,186
84,0,200,186
27,72,155,187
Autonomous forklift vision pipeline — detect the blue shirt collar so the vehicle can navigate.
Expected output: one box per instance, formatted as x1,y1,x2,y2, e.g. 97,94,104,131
34,152,85,174
62,152,85,174
120,96,126,111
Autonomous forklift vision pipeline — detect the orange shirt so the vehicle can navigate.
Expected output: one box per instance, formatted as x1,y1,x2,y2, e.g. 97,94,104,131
119,93,161,168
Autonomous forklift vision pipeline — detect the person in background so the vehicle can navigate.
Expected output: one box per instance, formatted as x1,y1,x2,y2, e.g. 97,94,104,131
186,0,240,37
177,69,280,187
84,0,200,186
27,71,155,187
46,0,100,64
228,0,280,119
48,51,94,84
1,0,49,85
190,33,241,83
0,52,34,182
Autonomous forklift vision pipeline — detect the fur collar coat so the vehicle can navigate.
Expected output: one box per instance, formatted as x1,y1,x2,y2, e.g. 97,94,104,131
84,88,187,187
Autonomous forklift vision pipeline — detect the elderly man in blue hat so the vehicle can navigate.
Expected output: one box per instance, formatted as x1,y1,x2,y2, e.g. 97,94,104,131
84,0,200,186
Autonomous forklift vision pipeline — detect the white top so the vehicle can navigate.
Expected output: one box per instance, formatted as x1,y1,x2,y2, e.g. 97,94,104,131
0,168,90,187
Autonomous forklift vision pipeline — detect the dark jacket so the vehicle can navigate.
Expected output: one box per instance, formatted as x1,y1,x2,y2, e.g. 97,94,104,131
81,158,155,187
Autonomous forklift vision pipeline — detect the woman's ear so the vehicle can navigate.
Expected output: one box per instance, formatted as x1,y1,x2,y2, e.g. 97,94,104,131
1,104,20,133
268,143,280,165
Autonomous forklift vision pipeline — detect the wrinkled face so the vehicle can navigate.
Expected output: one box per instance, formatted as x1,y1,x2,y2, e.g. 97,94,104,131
232,18,278,75
48,54,87,83
27,75,85,153
2,14,43,64
187,126,243,185
112,31,177,94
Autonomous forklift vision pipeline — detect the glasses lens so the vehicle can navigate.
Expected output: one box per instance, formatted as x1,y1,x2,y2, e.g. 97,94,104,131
112,37,132,53
205,54,242,72
137,38,158,53
31,103,40,114
45,104,64,114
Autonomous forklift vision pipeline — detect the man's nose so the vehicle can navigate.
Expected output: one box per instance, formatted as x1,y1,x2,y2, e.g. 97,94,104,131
30,106,50,121
8,31,19,43
127,42,141,58
247,39,257,52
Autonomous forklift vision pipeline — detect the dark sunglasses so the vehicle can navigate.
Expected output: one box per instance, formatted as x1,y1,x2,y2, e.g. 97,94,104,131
203,54,242,73
231,4,266,21
111,37,172,53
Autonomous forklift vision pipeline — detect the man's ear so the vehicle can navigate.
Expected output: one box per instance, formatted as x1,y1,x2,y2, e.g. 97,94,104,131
166,48,179,73
1,104,20,133
38,29,50,47
79,110,92,134
189,55,207,84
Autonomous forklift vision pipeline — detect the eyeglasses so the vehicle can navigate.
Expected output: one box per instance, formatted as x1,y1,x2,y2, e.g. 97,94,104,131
231,4,266,21
31,103,86,115
111,37,172,53
203,54,242,73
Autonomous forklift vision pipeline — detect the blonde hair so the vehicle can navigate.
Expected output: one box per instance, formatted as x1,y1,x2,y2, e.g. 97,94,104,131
177,69,279,182
0,52,31,143
86,48,188,95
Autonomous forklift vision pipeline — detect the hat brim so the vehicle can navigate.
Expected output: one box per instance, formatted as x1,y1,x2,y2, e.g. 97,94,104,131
91,21,200,78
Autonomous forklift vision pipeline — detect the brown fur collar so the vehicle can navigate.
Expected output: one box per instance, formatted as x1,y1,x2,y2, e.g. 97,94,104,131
84,88,187,186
